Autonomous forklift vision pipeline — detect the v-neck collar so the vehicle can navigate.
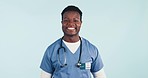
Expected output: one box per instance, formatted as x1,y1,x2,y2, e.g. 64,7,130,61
62,40,80,55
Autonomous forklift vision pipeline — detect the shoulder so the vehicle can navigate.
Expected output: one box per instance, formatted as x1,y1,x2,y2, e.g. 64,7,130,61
47,38,61,49
81,37,99,57
44,38,61,55
82,37,98,50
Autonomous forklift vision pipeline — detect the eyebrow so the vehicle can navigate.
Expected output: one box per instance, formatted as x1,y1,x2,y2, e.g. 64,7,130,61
63,17,80,19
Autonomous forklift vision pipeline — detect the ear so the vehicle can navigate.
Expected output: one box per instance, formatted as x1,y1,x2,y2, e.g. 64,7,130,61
61,20,63,24
80,21,82,23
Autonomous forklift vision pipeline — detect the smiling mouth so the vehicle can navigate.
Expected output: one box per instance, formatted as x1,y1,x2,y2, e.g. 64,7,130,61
67,27,75,30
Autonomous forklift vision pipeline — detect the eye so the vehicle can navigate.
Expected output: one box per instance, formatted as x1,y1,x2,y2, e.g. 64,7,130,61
63,19,68,22
74,19,79,22
63,19,70,23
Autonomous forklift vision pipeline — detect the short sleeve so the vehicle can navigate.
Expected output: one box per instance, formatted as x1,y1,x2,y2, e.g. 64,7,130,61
40,48,54,74
91,49,104,73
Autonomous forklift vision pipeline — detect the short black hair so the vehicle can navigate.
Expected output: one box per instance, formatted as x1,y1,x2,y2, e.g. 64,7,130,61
61,5,82,21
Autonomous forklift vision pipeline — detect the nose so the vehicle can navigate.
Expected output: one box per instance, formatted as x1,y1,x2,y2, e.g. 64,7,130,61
67,21,75,26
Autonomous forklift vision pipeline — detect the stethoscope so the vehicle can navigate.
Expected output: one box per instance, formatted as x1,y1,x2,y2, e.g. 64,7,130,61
57,36,82,68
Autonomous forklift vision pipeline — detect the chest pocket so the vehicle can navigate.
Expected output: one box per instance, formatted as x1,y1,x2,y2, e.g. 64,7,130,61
81,51,92,63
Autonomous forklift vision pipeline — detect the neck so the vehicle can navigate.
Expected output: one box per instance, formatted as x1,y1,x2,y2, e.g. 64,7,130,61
63,35,80,43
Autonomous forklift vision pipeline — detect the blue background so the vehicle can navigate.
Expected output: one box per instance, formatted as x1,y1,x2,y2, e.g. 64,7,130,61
0,0,148,78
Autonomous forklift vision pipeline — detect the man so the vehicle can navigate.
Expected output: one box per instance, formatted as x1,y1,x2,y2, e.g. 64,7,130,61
40,5,106,78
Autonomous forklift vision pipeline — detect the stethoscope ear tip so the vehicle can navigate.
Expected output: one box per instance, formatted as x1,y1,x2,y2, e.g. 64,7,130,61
65,64,67,66
60,64,67,68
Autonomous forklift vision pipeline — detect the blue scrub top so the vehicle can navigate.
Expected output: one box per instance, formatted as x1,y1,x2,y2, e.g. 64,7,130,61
40,37,104,78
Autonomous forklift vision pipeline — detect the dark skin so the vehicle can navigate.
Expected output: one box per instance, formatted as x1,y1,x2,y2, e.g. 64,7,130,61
61,11,82,43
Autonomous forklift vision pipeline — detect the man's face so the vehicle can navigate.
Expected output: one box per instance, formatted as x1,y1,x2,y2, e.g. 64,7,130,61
61,11,82,37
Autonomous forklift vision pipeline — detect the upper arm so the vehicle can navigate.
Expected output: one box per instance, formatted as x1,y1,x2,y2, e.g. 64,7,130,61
41,70,52,78
91,48,104,72
40,48,54,74
92,68,106,78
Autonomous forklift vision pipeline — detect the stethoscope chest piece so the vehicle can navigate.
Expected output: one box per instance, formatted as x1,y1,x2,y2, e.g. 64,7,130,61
76,62,81,67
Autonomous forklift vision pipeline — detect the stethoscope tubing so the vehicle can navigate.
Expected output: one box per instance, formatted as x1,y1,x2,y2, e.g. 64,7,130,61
57,36,82,68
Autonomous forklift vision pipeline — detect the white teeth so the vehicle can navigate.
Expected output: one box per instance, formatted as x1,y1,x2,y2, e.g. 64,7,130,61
68,28,75,30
